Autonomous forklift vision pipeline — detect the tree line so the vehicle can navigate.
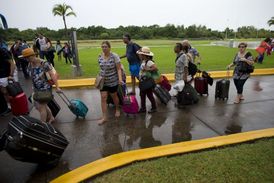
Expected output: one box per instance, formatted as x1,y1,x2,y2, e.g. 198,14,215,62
1,24,273,42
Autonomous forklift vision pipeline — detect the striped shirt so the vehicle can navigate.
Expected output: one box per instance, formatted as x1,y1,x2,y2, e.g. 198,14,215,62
98,53,120,87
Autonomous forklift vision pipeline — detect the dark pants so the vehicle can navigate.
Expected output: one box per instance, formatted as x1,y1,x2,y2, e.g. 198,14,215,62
233,78,247,94
39,51,46,59
45,51,55,67
64,53,72,64
258,53,264,64
19,59,29,78
140,88,156,110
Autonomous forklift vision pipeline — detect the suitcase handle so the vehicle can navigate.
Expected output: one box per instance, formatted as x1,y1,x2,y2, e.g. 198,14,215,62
56,91,72,107
226,68,230,79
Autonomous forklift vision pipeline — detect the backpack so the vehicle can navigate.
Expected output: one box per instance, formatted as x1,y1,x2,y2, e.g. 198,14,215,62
188,61,198,76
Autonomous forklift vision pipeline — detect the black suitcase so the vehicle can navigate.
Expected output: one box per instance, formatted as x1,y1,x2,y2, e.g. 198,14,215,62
0,129,8,151
177,84,199,106
5,115,69,165
48,98,61,117
153,84,171,105
6,81,23,97
215,79,230,100
0,91,8,114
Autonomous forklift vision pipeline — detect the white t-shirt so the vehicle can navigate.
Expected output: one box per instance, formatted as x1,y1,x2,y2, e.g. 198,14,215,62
140,60,154,77
38,37,47,51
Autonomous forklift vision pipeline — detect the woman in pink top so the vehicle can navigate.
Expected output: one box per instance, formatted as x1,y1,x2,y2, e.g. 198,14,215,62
255,38,271,64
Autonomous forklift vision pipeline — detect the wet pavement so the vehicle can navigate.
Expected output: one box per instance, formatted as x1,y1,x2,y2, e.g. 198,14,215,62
0,73,274,183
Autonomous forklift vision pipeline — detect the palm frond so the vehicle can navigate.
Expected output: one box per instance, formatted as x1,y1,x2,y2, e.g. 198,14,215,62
66,12,76,17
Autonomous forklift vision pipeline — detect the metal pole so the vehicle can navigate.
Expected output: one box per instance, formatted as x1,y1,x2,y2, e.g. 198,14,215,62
70,31,82,76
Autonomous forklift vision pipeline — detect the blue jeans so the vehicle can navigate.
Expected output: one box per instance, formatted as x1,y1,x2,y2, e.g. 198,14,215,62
258,53,264,63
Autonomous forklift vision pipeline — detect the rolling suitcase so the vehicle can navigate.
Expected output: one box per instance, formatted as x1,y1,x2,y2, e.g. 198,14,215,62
177,83,199,106
47,98,61,117
5,115,69,165
215,79,230,100
107,85,125,106
58,91,88,118
0,129,7,151
194,76,208,96
153,84,171,105
122,95,139,114
10,93,29,116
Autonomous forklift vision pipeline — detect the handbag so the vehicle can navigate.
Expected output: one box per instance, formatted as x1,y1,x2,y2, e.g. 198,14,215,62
95,75,105,90
139,76,156,91
238,62,254,73
95,57,108,90
33,90,53,103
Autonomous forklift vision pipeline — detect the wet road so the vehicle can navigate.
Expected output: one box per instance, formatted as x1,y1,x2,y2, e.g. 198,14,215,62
0,74,273,183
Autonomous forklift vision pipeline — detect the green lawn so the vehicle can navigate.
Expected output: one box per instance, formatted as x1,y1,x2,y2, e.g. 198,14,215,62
54,40,274,79
91,138,274,183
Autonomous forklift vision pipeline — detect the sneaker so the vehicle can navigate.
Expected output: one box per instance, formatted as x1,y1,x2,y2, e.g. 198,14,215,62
148,108,157,113
138,108,146,113
0,108,12,117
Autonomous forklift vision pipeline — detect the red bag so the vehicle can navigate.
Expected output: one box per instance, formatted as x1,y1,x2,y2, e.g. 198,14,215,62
159,75,171,91
10,93,29,116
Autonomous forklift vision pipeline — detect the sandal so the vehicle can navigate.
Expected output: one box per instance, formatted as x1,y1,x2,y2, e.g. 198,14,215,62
98,118,108,125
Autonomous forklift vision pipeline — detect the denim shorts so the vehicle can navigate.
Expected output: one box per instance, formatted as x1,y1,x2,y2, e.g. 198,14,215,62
129,64,140,77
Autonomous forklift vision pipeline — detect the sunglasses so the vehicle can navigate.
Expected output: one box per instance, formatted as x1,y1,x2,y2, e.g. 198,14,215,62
238,46,246,48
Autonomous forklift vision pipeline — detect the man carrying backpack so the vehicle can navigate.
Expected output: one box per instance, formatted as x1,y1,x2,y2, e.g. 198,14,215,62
120,33,141,95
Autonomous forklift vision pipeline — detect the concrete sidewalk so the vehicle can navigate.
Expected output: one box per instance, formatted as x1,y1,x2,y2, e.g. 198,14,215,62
0,73,274,183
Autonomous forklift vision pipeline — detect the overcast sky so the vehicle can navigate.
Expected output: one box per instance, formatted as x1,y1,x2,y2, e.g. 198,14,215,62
1,0,273,31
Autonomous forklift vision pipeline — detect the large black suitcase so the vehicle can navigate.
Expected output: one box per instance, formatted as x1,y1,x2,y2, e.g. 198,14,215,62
48,98,61,117
153,84,171,105
215,79,230,100
5,115,69,165
0,129,8,151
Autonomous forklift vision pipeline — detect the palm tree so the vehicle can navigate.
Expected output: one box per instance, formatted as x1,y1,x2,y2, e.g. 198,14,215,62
267,17,274,26
52,3,76,36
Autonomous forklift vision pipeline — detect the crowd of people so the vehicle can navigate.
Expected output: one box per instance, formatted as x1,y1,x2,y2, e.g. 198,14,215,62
0,34,273,126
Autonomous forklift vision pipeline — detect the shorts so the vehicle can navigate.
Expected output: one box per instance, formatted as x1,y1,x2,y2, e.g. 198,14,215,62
100,85,118,93
129,64,140,77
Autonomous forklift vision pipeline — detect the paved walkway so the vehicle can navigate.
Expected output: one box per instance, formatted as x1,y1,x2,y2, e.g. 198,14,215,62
0,73,274,183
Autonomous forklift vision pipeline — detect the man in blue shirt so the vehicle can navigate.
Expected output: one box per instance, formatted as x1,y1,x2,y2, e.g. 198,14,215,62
120,34,141,95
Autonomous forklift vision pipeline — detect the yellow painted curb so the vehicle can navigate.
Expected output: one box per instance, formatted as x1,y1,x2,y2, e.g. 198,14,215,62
58,68,274,88
51,128,274,183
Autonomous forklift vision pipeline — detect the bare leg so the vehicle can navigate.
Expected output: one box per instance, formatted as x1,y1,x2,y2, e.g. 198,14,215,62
46,106,55,123
110,92,120,117
37,103,48,122
98,91,108,124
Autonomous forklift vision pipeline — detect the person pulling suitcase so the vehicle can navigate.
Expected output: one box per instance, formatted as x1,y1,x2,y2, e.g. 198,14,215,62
18,48,61,123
